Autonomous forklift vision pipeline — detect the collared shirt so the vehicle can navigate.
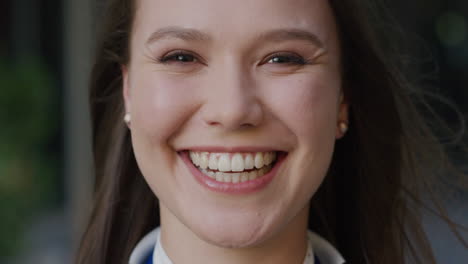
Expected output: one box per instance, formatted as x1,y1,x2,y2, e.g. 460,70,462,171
129,227,345,264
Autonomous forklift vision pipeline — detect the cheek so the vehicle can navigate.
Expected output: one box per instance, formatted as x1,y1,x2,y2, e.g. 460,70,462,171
264,73,340,140
263,73,340,202
131,74,201,144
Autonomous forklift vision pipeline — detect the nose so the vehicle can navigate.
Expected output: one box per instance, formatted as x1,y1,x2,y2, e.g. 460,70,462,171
200,63,263,131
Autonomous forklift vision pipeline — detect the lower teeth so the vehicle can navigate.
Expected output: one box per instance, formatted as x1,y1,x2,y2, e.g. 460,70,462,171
199,165,272,183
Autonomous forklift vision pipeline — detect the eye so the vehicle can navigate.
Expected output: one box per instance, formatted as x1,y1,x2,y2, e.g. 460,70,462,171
265,52,309,65
158,51,198,64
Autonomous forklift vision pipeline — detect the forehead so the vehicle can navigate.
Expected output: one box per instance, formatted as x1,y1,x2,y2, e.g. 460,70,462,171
132,0,338,48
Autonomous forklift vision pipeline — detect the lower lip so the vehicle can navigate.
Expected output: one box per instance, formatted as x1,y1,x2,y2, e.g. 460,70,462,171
180,151,287,194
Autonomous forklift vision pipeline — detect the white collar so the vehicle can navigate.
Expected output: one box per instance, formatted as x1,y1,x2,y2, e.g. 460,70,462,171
129,227,345,264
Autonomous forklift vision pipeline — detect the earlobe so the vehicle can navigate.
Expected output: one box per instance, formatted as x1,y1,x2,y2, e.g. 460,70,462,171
124,112,132,126
336,93,349,139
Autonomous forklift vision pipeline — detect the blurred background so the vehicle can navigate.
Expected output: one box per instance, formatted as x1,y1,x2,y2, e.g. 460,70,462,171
0,0,466,263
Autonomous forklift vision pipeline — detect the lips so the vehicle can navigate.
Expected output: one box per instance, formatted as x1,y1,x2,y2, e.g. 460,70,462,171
179,150,287,194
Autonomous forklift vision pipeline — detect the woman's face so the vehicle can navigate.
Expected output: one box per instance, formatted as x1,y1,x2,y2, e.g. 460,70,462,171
124,0,345,247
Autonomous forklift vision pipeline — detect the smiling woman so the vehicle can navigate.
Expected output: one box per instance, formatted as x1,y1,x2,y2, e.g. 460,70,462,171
76,0,466,263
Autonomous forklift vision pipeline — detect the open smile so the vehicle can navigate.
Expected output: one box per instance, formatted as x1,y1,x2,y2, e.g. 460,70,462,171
179,150,288,194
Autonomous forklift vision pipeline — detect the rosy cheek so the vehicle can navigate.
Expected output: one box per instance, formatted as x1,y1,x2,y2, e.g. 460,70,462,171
263,74,340,138
131,74,201,143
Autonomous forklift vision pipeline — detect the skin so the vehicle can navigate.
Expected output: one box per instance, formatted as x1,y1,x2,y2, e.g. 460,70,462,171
123,0,347,263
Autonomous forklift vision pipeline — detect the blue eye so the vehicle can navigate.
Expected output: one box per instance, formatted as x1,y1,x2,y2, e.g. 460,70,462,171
159,52,197,64
267,53,308,65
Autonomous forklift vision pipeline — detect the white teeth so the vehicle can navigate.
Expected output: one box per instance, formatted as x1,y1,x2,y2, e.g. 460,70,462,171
223,174,231,183
244,154,254,170
199,152,209,169
190,152,199,166
189,151,278,174
207,170,215,178
254,152,264,169
200,165,272,183
218,154,231,172
215,172,223,181
231,153,244,172
209,155,218,170
232,173,240,183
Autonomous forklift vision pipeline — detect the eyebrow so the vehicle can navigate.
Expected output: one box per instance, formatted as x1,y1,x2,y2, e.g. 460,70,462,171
145,26,324,48
146,26,212,44
257,28,324,48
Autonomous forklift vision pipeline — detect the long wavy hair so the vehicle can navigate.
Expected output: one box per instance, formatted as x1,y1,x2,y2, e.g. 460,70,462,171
76,0,467,263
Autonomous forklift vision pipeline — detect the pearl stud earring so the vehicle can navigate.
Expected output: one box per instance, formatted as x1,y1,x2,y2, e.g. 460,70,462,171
339,121,348,134
124,113,131,125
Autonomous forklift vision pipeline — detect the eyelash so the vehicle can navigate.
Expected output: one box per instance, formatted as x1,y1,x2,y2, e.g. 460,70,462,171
265,52,311,65
157,51,198,64
156,51,311,65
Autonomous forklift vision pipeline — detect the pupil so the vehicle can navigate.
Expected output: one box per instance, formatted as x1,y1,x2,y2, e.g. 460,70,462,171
178,55,192,62
273,57,287,63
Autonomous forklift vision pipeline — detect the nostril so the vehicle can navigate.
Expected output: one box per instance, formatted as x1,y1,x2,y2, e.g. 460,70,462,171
206,121,221,126
240,123,254,129
205,120,254,129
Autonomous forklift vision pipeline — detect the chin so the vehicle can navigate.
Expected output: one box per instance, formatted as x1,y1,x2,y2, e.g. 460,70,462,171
197,224,269,248
187,209,282,249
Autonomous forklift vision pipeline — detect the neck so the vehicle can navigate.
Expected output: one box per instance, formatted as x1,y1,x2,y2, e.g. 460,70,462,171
159,204,310,264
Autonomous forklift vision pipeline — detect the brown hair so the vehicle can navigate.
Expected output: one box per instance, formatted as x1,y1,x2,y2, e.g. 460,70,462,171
76,0,467,263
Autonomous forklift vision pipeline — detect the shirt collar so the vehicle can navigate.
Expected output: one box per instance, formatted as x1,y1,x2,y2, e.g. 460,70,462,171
129,227,345,264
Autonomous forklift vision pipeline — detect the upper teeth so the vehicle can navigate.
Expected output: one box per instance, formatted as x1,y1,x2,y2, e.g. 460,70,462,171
189,151,277,172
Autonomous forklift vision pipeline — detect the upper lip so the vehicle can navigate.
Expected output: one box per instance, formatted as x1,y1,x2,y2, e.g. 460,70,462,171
179,146,288,153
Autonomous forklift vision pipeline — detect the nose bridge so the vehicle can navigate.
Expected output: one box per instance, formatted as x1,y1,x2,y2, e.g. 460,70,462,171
217,59,251,102
202,58,262,130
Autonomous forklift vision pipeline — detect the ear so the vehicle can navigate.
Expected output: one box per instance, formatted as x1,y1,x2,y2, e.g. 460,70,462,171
336,92,349,139
122,65,131,113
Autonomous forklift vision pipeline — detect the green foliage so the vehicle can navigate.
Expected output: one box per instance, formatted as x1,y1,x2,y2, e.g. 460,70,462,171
0,57,59,257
